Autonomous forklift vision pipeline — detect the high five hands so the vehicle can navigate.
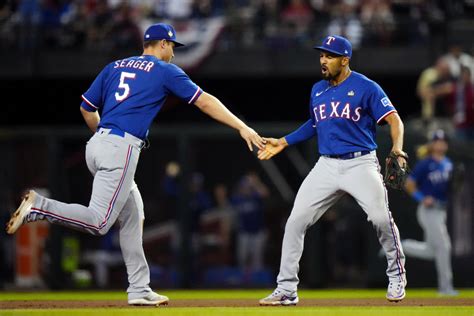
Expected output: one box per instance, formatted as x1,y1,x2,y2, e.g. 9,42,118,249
257,137,289,160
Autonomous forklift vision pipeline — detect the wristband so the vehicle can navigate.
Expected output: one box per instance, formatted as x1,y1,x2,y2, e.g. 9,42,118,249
412,191,424,203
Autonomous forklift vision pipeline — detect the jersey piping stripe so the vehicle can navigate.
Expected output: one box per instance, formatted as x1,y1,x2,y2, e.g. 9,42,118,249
378,159,405,280
99,145,132,229
28,145,133,233
188,87,203,104
82,95,99,109
377,110,397,124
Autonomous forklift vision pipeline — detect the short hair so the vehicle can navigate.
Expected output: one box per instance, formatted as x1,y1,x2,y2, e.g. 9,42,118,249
143,40,160,49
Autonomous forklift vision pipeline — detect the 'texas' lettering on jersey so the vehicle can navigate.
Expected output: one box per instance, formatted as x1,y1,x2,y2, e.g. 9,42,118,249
312,101,362,122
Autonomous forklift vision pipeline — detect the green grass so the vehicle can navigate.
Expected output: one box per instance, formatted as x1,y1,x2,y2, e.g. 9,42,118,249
1,288,474,300
1,307,473,316
1,289,473,316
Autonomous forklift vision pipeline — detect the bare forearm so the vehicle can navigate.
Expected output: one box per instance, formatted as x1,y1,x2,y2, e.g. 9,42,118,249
80,107,100,133
386,113,404,152
194,92,247,131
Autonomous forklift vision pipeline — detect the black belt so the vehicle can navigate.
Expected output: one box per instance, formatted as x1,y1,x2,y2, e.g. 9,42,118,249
323,150,371,160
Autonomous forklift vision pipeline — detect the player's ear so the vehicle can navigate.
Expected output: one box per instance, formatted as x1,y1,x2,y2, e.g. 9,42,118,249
342,57,350,66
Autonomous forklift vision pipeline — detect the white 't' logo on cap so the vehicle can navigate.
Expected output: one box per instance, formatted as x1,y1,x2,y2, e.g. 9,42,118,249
168,31,173,38
326,36,336,45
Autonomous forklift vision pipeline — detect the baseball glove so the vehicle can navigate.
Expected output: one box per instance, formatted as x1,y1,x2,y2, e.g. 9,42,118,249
384,151,409,190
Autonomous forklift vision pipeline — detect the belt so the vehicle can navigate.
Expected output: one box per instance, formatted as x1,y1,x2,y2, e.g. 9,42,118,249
96,127,149,149
323,150,371,160
109,128,125,137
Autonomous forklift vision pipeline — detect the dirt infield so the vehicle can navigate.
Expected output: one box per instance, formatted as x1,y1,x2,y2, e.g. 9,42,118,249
2,298,473,309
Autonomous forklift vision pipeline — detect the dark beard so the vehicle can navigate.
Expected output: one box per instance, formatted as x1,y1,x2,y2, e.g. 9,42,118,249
322,68,342,81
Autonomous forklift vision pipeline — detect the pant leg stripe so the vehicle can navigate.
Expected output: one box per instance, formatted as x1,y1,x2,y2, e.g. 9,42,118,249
99,145,133,229
376,156,404,280
31,209,100,231
30,145,134,232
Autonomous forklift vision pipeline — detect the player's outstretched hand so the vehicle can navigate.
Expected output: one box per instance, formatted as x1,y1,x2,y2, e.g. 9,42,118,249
239,126,266,152
257,137,288,160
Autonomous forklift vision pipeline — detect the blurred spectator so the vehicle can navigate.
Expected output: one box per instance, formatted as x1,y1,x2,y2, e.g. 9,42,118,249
159,161,181,222
443,44,474,81
189,172,214,236
417,57,453,124
254,0,281,45
15,0,42,50
231,171,269,273
280,0,313,44
108,2,141,50
86,0,112,49
198,183,235,266
2,0,474,52
360,0,395,46
192,0,223,19
40,0,73,47
447,66,474,140
326,0,362,49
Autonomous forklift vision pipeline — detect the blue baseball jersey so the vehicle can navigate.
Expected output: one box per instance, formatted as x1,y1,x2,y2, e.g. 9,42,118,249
311,71,396,154
286,71,397,155
231,193,265,234
81,55,203,139
408,157,453,202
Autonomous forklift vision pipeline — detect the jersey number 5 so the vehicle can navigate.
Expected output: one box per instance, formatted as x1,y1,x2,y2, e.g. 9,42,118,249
115,72,136,102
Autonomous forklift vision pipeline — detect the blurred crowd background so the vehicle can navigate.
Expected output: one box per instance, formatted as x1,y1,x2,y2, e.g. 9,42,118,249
1,0,474,51
0,0,473,291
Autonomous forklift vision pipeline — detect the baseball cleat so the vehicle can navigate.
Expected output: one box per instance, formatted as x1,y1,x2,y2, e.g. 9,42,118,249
6,190,36,235
128,291,169,306
386,278,407,302
259,289,299,306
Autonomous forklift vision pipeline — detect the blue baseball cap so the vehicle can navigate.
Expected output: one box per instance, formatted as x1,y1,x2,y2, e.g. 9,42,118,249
143,23,185,47
314,35,352,58
430,129,447,142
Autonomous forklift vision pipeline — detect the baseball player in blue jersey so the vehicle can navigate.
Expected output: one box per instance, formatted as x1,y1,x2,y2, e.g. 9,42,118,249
6,23,265,305
258,35,407,305
403,129,458,296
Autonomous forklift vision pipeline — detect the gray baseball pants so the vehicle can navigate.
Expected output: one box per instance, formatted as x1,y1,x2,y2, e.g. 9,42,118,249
277,152,406,293
27,128,151,295
402,204,453,291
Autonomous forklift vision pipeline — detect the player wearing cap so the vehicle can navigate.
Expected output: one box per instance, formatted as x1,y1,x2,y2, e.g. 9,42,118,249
6,23,265,305
403,130,458,296
258,35,407,305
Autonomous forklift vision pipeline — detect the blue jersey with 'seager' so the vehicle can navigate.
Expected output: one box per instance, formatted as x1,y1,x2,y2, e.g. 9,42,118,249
286,71,397,155
408,157,453,202
81,55,202,139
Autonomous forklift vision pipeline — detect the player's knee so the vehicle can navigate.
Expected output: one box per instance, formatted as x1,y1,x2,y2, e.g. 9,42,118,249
286,211,311,232
96,226,111,236
368,212,390,229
